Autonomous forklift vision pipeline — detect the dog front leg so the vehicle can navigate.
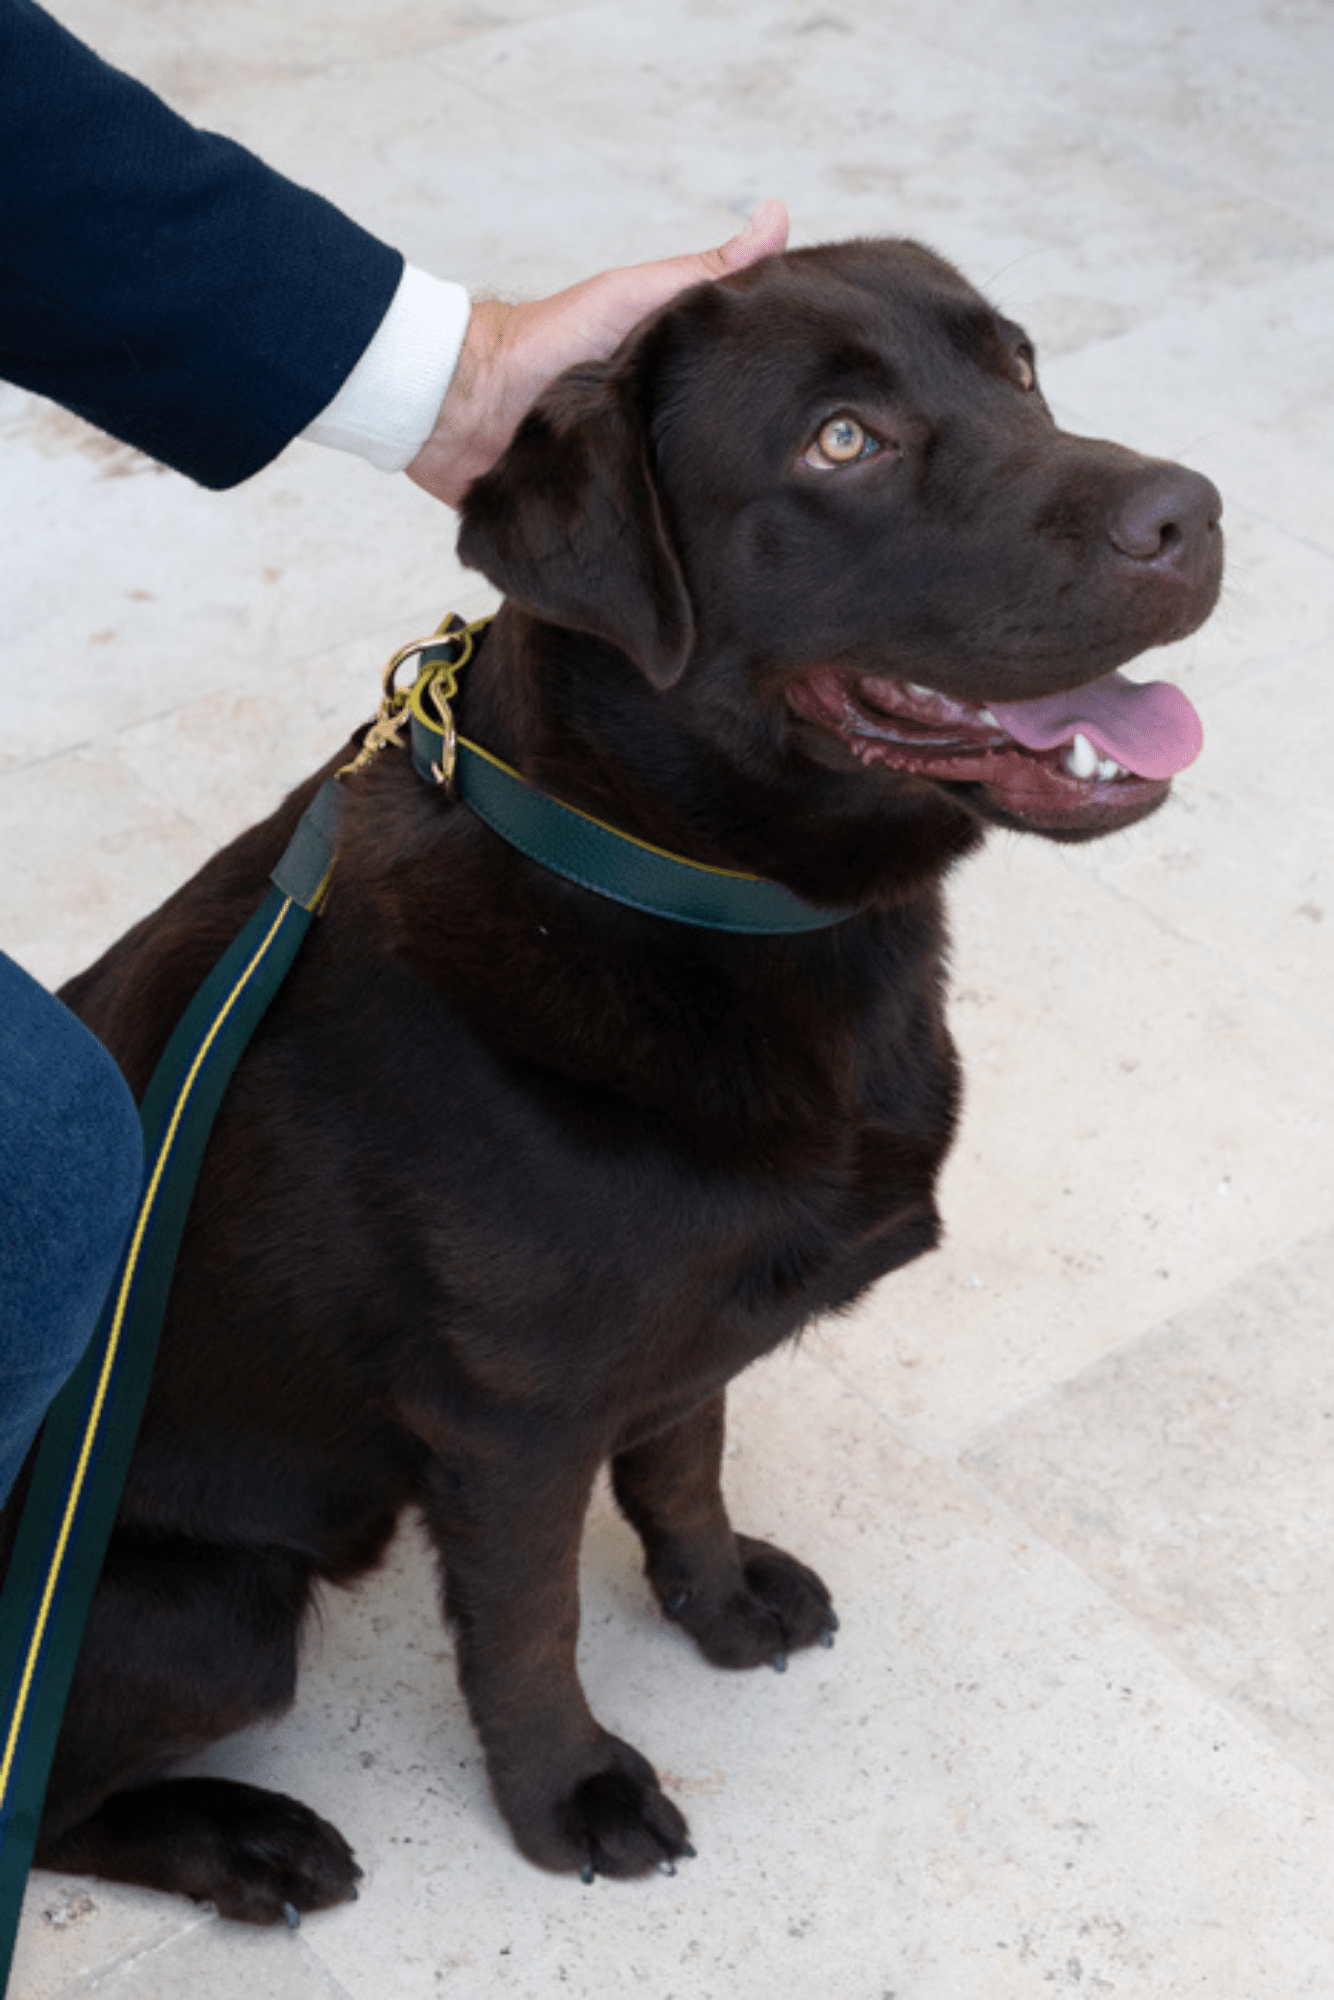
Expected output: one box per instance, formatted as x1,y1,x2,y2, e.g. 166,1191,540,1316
612,1392,839,1670
420,1449,689,1880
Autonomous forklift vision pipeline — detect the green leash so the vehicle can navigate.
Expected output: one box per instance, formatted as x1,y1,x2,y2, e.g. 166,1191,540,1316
0,780,338,1993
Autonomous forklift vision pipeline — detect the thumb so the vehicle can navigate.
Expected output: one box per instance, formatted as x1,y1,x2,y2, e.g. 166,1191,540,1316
570,200,790,350
622,198,789,307
708,198,790,276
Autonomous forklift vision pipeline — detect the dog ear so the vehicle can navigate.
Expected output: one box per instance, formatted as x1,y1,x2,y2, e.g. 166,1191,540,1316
456,363,695,690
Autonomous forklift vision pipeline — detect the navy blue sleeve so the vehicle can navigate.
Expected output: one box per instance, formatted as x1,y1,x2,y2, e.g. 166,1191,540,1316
0,0,405,487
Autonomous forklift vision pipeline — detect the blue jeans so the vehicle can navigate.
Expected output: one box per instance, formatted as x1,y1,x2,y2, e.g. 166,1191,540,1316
0,951,143,1508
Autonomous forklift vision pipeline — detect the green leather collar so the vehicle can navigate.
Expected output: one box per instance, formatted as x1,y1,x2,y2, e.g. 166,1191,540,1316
402,621,854,936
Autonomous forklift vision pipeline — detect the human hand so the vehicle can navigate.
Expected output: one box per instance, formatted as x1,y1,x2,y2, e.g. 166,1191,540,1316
405,199,789,507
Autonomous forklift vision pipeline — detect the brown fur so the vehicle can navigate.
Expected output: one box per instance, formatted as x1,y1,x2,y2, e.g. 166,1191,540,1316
3,239,1220,1918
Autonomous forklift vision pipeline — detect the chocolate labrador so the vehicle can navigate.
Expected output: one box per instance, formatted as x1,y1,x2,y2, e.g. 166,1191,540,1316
8,238,1221,1920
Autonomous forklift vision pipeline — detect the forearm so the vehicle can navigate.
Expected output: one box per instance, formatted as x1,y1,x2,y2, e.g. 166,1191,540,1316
0,0,405,488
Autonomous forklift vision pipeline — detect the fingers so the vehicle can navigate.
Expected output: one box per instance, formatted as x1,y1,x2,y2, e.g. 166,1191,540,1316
406,202,791,508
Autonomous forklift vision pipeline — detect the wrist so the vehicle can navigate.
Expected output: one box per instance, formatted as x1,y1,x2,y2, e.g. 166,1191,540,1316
406,299,516,508
301,265,471,472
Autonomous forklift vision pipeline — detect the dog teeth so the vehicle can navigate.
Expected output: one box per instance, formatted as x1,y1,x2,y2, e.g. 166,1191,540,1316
904,683,1003,729
1062,734,1129,781
1065,732,1099,779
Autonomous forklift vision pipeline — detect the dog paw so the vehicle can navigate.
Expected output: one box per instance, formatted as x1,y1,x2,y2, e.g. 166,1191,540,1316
41,1778,364,1926
506,1736,692,1880
660,1534,838,1671
203,1784,363,1925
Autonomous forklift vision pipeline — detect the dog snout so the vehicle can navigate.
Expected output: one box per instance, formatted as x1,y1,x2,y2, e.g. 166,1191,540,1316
1107,464,1222,574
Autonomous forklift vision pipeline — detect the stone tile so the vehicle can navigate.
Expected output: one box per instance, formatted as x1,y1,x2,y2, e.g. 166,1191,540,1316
110,1354,1334,1999
1060,634,1334,1026
402,2,1333,325
67,1920,355,1998
1122,505,1334,703
1043,256,1334,557
57,0,588,105
804,829,1334,1443
5,1890,200,2000
962,1225,1334,1789
0,385,484,776
102,593,499,853
0,750,213,991
913,0,1334,236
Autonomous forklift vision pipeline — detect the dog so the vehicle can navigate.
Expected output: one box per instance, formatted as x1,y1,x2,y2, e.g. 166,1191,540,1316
5,238,1221,1922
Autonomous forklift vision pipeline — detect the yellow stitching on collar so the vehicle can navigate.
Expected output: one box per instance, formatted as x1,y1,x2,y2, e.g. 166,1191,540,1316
452,735,767,885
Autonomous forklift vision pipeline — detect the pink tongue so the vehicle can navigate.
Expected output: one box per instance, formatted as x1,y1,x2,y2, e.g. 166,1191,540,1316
989,672,1203,780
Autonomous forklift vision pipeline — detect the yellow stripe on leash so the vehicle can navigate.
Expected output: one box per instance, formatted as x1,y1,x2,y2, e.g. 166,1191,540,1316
0,896,296,1815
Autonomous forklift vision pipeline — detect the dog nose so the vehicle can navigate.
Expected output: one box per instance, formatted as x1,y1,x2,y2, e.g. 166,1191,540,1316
1109,466,1222,563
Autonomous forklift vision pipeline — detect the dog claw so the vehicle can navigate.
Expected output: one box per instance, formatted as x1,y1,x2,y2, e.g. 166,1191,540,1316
580,1864,596,1886
658,1858,677,1877
282,1903,301,1931
681,1841,697,1860
772,1652,789,1673
663,1590,688,1616
819,1626,837,1648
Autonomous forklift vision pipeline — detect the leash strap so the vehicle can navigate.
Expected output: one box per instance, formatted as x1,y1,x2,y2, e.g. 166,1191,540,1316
0,780,339,1993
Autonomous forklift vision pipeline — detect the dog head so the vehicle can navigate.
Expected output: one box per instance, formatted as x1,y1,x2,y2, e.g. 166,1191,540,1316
458,239,1221,844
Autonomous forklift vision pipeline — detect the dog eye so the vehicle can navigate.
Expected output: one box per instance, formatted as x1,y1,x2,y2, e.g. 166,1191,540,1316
804,416,879,470
1014,349,1037,392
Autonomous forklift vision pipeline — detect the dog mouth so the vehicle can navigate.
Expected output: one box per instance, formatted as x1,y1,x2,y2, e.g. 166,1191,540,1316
786,664,1204,830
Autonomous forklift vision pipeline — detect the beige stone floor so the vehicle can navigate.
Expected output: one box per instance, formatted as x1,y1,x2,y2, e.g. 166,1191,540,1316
4,1,1334,1994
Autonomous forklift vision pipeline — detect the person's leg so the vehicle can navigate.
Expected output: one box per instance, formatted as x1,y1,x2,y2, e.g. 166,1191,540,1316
0,952,142,1507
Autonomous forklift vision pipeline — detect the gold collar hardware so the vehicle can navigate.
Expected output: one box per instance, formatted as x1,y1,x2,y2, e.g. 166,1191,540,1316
336,614,488,792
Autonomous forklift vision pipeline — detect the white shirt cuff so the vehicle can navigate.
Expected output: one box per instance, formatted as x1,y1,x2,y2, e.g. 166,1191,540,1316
300,264,471,473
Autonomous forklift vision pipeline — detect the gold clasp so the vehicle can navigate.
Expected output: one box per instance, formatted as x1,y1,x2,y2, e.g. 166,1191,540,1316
337,615,483,785
417,672,459,795
334,695,410,780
